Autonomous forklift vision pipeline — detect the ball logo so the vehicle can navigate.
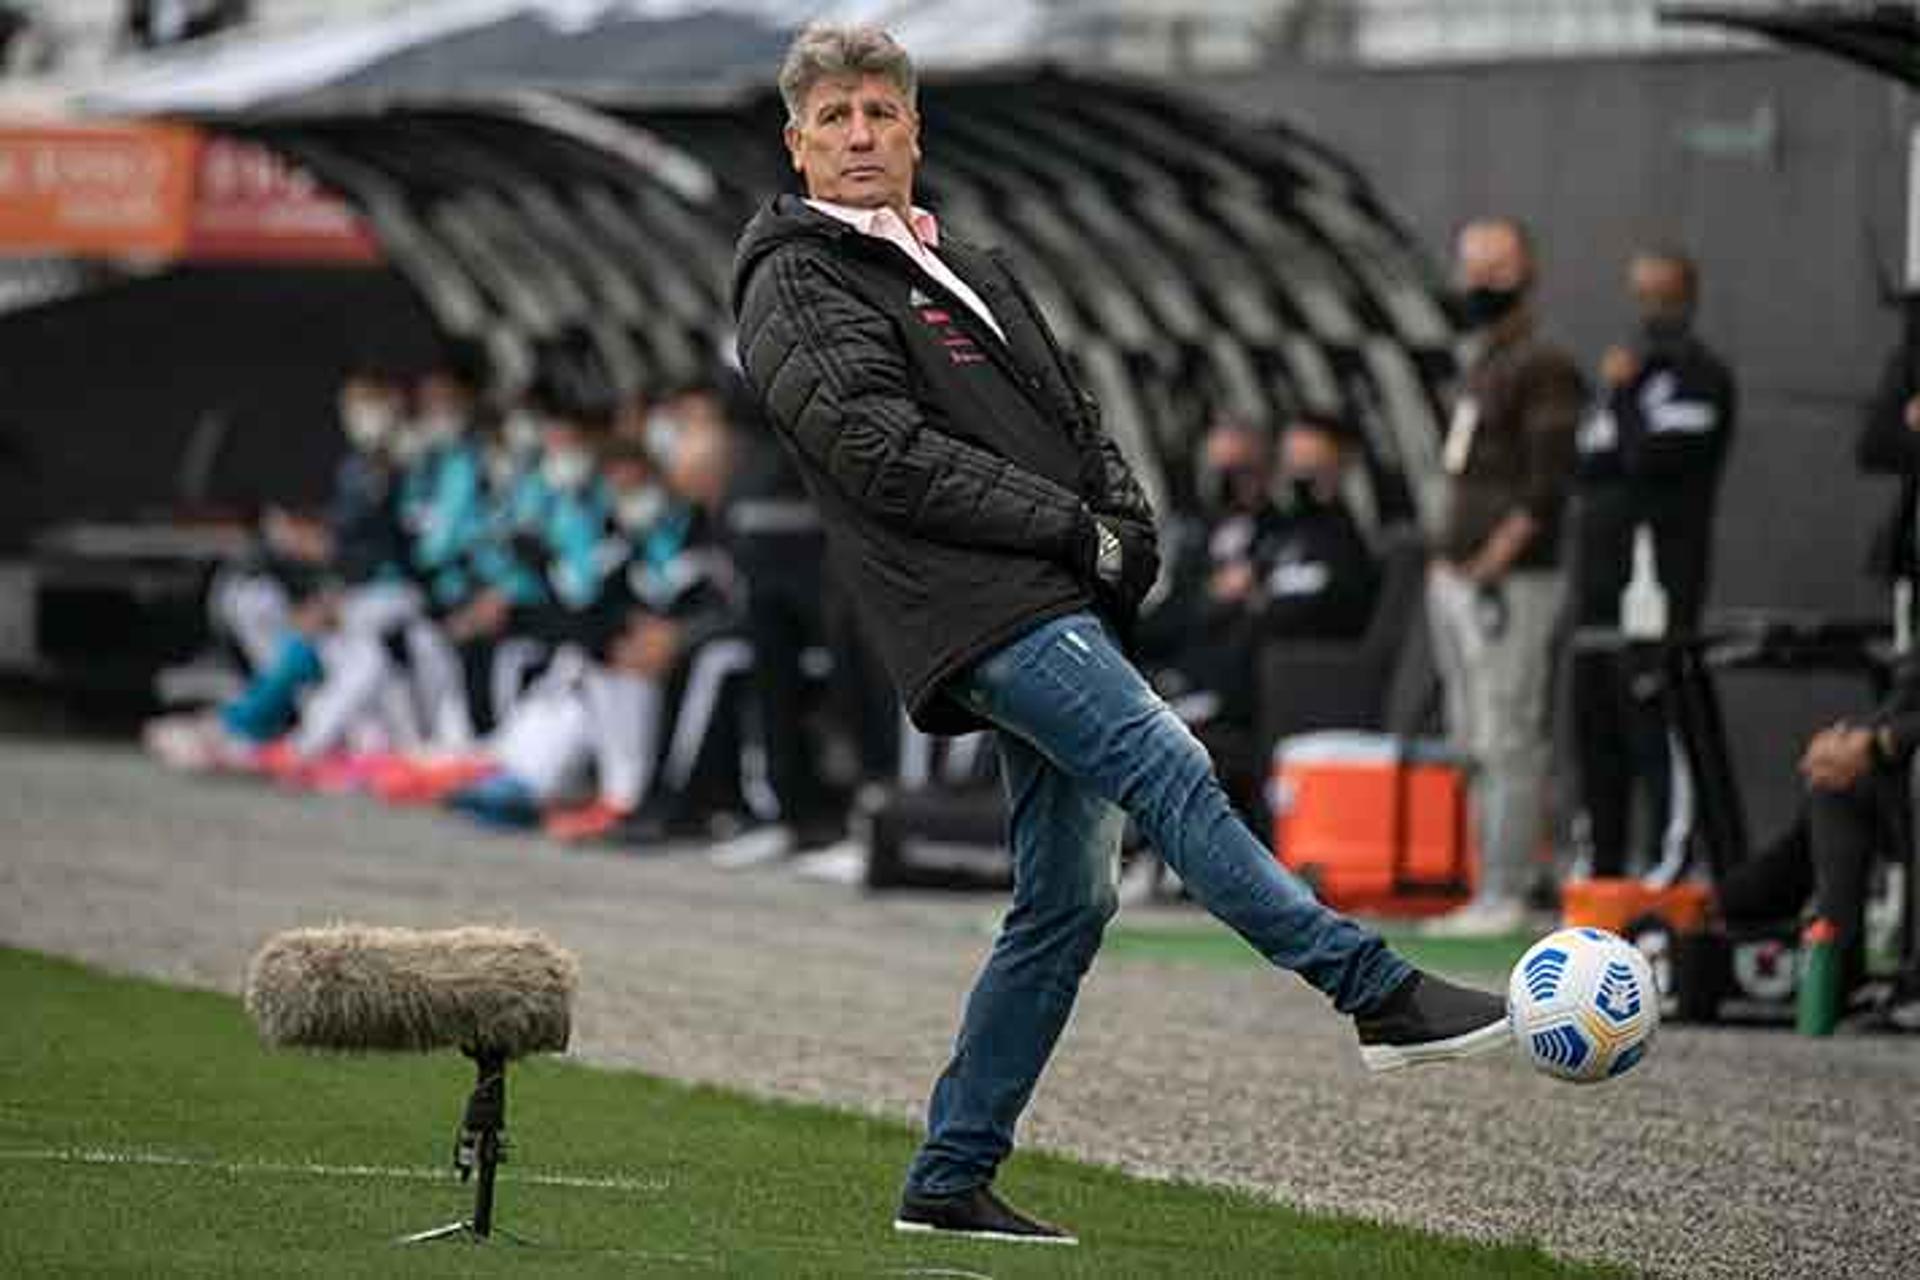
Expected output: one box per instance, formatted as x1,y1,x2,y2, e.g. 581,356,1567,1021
1606,1043,1646,1078
1594,961,1643,1024
1523,947,1569,1003
1530,1024,1592,1073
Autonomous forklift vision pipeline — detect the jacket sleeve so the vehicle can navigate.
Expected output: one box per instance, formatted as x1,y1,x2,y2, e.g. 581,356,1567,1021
989,252,1159,535
1515,350,1586,524
412,447,485,573
1084,427,1157,530
737,247,1094,565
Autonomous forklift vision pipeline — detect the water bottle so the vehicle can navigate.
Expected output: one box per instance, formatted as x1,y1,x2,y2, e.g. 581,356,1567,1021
1796,917,1841,1037
1620,524,1669,641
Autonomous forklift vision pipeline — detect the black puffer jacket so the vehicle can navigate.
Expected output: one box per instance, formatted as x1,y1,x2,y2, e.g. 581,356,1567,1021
731,195,1157,733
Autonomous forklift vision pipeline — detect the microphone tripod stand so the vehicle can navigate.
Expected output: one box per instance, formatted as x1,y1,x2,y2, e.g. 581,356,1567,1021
400,1047,533,1245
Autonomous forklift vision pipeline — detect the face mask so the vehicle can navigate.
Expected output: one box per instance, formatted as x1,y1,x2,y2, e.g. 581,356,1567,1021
415,409,465,448
485,447,520,491
1638,310,1691,348
645,411,685,465
341,400,396,453
1286,475,1328,510
503,409,545,456
389,428,429,466
614,485,667,533
543,447,595,493
1456,285,1524,331
1198,464,1267,515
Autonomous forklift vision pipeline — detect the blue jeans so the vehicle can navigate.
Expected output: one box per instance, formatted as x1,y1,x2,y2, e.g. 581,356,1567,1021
904,612,1411,1197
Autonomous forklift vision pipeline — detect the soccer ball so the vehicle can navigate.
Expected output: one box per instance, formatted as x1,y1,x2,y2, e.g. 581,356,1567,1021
1508,927,1659,1083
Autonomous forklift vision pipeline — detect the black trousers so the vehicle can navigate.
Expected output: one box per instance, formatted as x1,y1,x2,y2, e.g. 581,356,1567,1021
742,539,837,832
1569,496,1712,877
740,539,897,834
1718,776,1897,986
1572,644,1675,875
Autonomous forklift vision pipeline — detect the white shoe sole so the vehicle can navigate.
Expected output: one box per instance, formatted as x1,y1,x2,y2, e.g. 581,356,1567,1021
893,1219,1078,1246
1360,1015,1511,1073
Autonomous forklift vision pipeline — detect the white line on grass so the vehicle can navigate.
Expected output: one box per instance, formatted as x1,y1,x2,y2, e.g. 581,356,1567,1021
0,1147,667,1193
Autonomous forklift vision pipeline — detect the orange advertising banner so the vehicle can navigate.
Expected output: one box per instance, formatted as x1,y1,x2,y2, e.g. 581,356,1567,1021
0,121,201,259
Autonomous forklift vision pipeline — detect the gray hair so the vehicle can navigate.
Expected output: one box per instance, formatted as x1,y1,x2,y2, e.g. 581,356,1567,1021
778,23,917,126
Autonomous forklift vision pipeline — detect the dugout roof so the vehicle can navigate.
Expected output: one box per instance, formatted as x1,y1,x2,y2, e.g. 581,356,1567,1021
167,71,1458,522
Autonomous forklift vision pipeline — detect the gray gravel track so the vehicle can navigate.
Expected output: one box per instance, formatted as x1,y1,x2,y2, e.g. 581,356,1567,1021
3,736,1917,1278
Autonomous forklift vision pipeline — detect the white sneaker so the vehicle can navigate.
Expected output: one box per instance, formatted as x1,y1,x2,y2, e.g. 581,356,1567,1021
143,713,247,773
709,825,798,870
792,839,868,885
1419,898,1528,939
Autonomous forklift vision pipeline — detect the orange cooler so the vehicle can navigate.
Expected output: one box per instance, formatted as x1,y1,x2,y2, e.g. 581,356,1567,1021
1271,732,1476,917
1560,878,1712,935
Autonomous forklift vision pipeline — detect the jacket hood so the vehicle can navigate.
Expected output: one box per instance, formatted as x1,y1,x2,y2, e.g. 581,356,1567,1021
729,194,854,318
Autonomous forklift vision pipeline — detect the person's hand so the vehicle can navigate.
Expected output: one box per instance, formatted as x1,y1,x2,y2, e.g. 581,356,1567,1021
1801,724,1875,792
612,617,682,676
1464,510,1537,585
1904,394,1920,434
1101,516,1160,616
1461,548,1502,586
446,590,510,642
1600,345,1640,390
290,591,341,635
1462,540,1512,586
1208,560,1255,604
1077,511,1155,613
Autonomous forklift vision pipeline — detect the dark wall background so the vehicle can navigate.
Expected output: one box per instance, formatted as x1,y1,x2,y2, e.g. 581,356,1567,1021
1205,49,1915,838
0,266,442,553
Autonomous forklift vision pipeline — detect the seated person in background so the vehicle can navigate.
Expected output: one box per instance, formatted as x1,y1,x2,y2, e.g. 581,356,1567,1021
451,418,743,842
1717,711,1917,1023
1143,413,1380,729
1255,412,1382,645
391,345,496,750
368,384,612,805
586,414,747,844
479,392,558,539
1717,357,1920,1022
436,395,610,732
1137,415,1281,722
146,362,414,769
212,362,413,674
542,426,740,844
1131,413,1379,852
446,429,654,832
253,356,576,785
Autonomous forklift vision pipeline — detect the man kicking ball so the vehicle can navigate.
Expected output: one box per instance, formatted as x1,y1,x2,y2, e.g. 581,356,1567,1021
732,23,1509,1245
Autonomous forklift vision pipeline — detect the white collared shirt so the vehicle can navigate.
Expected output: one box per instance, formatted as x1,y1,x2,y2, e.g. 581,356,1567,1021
805,197,1007,344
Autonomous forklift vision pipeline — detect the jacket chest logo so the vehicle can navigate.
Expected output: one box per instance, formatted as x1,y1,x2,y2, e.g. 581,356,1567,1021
909,288,988,367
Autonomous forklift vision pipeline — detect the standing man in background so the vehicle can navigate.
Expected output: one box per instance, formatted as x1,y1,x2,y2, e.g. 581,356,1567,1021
1427,218,1585,936
734,22,1511,1246
1569,249,1736,880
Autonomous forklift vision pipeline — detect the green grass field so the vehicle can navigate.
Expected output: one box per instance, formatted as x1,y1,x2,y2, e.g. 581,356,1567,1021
0,947,1612,1278
1106,922,1536,981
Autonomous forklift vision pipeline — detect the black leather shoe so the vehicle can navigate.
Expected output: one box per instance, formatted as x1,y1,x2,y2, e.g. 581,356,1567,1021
1355,971,1510,1072
894,1185,1077,1245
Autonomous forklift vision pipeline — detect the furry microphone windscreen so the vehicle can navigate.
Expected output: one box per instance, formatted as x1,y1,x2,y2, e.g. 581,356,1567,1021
244,925,578,1058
